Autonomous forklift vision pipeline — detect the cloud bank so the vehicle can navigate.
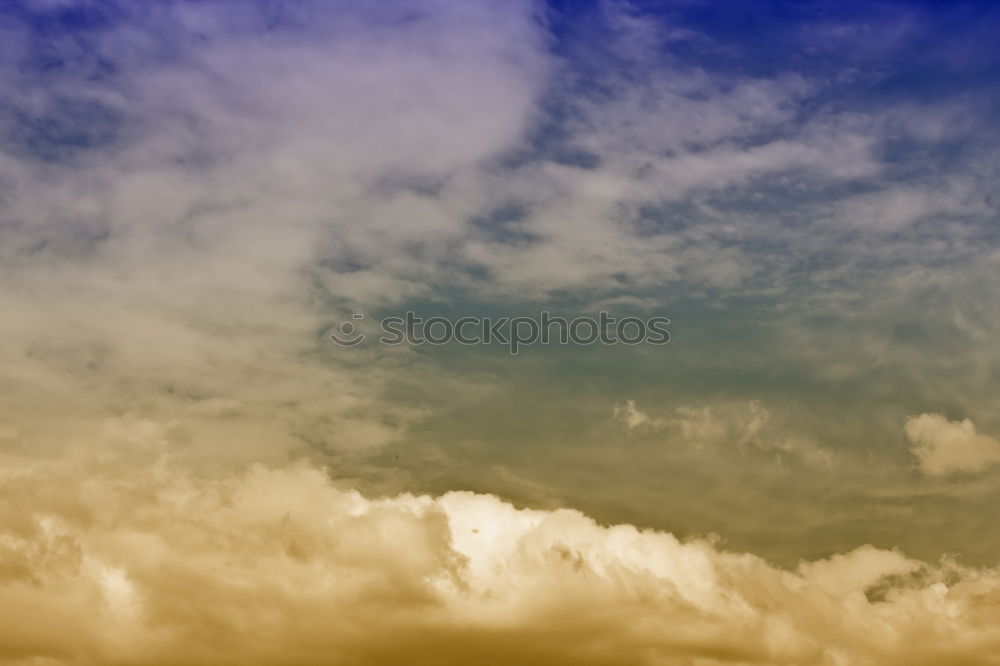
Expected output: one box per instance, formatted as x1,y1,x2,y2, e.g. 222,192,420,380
3,443,1000,666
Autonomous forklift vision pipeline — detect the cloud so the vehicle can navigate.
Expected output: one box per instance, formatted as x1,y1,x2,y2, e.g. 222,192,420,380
2,443,1000,665
0,0,552,455
3,0,951,470
613,399,655,430
4,0,997,411
614,400,831,467
905,413,1000,477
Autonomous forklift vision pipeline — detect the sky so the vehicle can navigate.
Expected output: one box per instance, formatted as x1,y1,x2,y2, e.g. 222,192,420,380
2,0,1000,664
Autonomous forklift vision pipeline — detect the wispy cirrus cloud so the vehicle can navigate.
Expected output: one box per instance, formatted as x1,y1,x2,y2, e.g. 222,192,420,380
0,0,551,456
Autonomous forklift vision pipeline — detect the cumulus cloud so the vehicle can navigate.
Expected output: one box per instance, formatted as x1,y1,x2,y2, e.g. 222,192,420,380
1,444,1000,665
905,413,1000,476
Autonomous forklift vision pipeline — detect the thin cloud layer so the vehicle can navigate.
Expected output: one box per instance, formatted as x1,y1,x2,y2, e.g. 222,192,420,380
2,444,1000,666
614,400,831,467
0,0,551,456
4,0,999,434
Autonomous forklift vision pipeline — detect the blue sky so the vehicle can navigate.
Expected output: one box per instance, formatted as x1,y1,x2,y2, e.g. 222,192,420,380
4,0,1000,553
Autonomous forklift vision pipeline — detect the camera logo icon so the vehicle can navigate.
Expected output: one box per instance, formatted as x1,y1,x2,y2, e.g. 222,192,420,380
329,313,366,347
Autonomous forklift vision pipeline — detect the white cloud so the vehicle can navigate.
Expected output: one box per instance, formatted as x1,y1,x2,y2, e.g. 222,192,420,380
0,0,552,455
1,446,1000,665
614,401,831,466
905,413,1000,476
613,399,654,430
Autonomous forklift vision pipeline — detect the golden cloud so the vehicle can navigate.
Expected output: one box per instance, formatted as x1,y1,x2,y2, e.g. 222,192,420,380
2,439,1000,665
906,413,1000,477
